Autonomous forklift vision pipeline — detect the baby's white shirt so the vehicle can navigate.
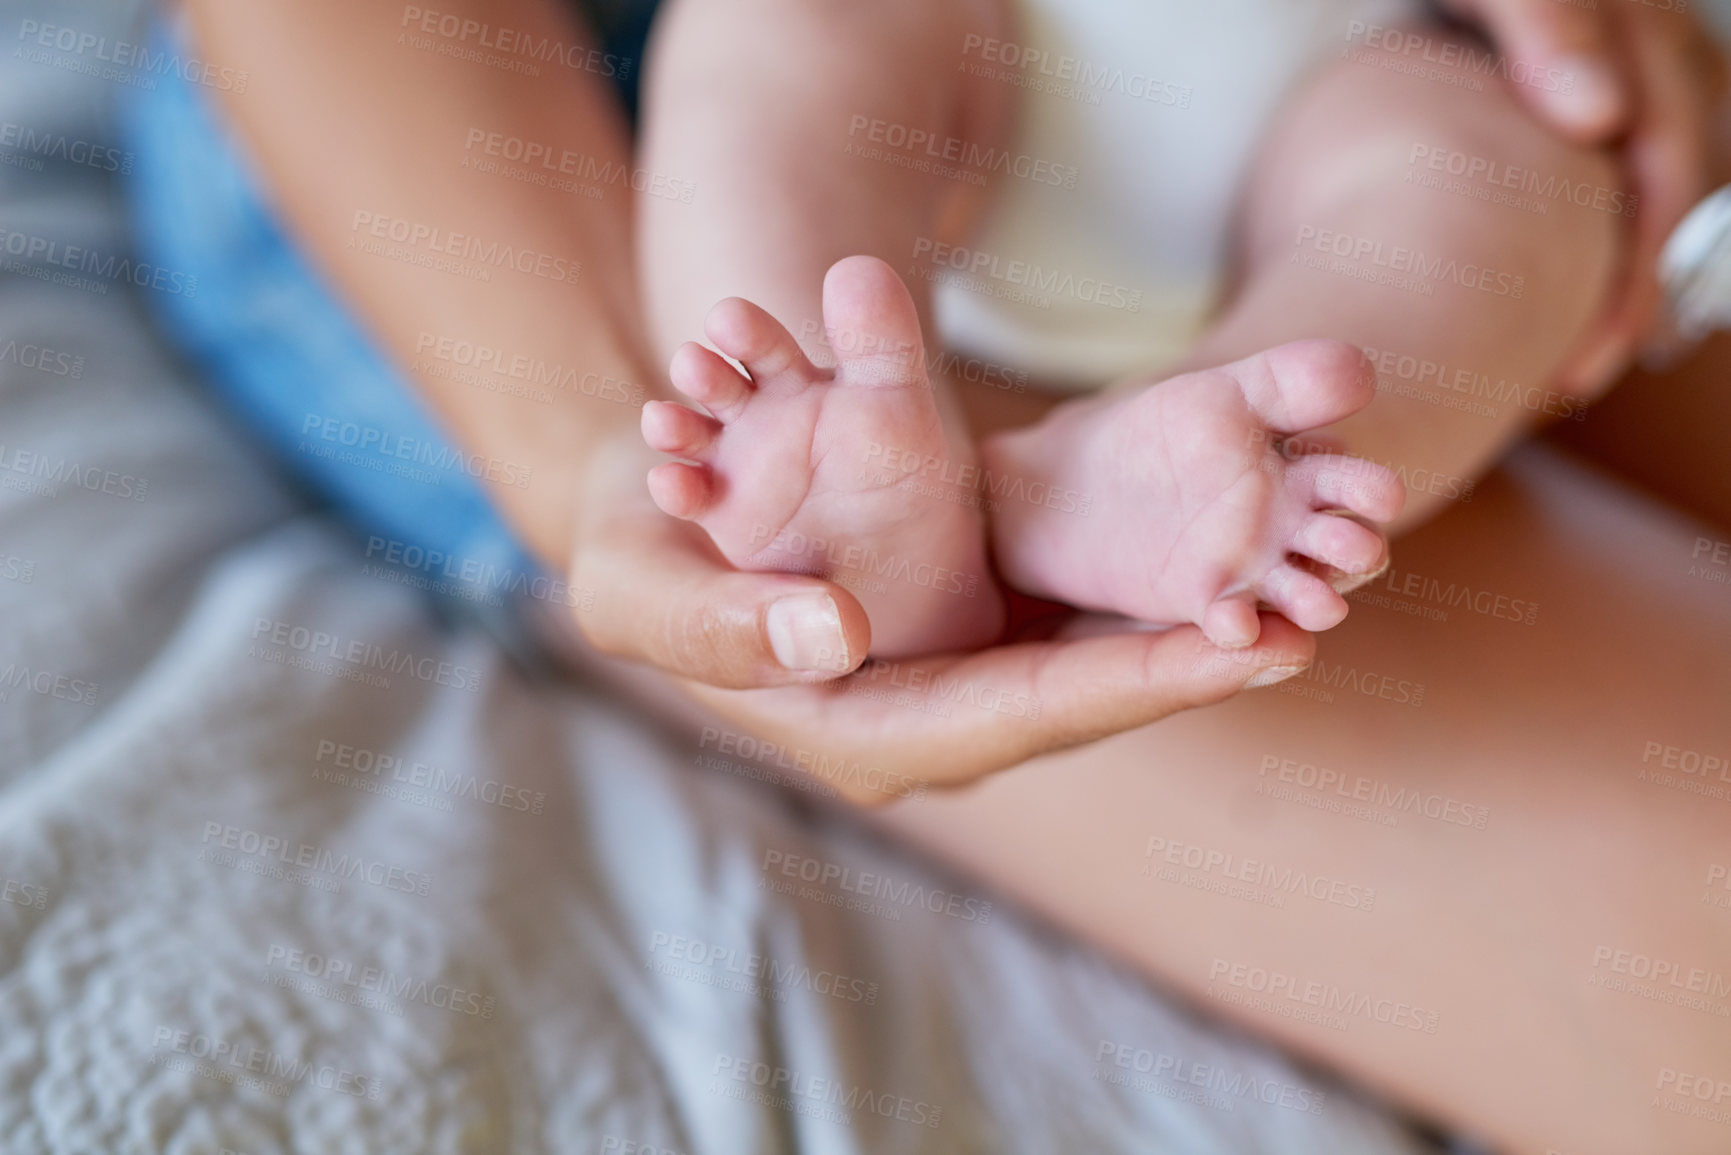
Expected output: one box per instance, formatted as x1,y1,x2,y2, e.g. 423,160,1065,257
932,0,1422,391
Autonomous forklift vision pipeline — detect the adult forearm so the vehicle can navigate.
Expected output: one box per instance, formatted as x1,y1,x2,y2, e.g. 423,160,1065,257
183,0,657,570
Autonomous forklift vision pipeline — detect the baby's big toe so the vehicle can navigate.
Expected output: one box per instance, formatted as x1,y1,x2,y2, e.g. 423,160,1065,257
1236,338,1376,434
821,255,927,388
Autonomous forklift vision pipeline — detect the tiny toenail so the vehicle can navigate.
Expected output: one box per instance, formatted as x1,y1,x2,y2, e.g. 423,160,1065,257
1245,664,1307,689
767,593,848,673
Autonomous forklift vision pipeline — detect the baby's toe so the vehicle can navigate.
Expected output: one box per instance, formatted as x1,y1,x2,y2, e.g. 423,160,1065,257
1232,339,1375,433
1289,453,1406,524
1291,513,1387,577
1202,595,1263,649
642,400,722,460
1258,563,1350,633
704,297,816,391
670,342,754,421
646,461,715,521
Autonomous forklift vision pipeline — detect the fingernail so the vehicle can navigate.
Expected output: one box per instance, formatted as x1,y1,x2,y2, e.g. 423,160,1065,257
1327,553,1390,594
1244,664,1307,689
767,593,848,672
1554,56,1622,131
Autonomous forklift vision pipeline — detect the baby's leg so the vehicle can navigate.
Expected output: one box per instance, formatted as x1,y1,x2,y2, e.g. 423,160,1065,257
985,23,1620,642
635,0,1016,656
638,0,1009,368
1193,24,1622,533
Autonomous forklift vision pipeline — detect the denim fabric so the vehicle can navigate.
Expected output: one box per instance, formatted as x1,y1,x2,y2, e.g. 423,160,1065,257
120,3,657,607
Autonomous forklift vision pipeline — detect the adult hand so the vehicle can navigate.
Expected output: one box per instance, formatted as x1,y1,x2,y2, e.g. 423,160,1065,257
1439,0,1727,388
568,432,1315,799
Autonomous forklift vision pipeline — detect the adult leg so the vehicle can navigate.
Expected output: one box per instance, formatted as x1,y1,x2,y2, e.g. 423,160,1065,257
877,441,1731,1155
1548,332,1731,535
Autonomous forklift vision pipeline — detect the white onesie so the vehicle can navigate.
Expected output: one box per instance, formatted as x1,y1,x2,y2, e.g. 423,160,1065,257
931,0,1422,390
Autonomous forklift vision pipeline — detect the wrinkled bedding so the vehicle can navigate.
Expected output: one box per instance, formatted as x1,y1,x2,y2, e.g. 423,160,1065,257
0,2,1440,1151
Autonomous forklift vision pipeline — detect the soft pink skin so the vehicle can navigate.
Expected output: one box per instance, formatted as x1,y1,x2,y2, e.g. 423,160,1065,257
647,258,1402,654
984,339,1405,648
642,255,1004,658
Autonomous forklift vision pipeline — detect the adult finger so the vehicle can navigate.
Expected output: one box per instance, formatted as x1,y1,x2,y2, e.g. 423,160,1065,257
686,612,1317,803
570,435,873,689
1439,0,1627,140
1562,11,1723,389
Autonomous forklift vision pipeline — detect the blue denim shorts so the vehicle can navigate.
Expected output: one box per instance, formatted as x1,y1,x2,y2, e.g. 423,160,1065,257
121,1,658,608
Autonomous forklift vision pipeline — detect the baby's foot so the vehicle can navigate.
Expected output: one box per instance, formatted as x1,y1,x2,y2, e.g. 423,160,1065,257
984,340,1405,647
641,256,1003,659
